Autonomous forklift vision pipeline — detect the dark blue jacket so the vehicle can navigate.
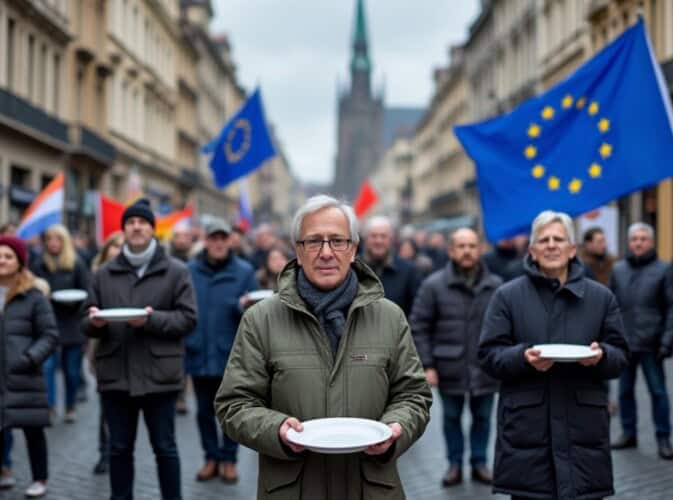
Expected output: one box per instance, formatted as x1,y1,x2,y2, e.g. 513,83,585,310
185,252,258,377
364,255,419,317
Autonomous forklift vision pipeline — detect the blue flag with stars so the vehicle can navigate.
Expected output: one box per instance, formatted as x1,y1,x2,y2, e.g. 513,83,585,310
202,88,276,188
454,19,673,242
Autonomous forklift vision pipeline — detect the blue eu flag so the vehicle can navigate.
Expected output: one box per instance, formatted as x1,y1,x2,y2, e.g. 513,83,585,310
455,20,673,242
203,88,276,188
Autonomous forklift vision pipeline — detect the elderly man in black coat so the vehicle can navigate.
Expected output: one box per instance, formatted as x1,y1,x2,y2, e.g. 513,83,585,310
479,210,629,500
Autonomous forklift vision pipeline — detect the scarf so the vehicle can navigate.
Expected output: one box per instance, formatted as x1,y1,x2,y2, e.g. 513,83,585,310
297,267,359,357
122,238,157,278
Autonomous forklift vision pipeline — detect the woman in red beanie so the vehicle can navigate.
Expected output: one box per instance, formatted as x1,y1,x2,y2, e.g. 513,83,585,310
0,236,59,498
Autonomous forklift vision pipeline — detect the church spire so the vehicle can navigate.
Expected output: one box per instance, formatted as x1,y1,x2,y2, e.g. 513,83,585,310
350,0,371,73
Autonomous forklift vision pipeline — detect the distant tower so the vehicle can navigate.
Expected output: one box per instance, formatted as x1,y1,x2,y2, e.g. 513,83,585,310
333,0,384,200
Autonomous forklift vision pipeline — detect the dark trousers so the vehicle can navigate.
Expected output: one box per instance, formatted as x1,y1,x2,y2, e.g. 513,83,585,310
440,393,494,467
102,391,181,500
98,395,110,459
619,351,671,438
44,344,83,410
192,376,238,463
1,429,12,467
0,427,47,481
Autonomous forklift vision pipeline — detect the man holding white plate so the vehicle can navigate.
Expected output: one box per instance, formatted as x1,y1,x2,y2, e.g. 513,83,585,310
215,195,432,500
479,210,629,500
82,198,197,500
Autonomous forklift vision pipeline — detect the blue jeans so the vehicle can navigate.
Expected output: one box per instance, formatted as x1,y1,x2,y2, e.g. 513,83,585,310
102,391,181,500
44,344,83,410
192,377,238,463
440,393,494,467
619,351,671,438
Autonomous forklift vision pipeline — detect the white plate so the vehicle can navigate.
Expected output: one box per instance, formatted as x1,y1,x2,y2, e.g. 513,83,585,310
286,418,392,454
533,343,597,362
51,289,88,303
246,290,274,302
93,308,148,322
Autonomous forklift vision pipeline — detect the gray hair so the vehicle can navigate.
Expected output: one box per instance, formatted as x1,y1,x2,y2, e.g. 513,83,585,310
627,222,655,240
364,215,394,236
290,195,360,245
529,210,576,246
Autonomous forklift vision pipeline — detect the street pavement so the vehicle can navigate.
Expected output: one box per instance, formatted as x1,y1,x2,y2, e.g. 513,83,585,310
4,362,673,499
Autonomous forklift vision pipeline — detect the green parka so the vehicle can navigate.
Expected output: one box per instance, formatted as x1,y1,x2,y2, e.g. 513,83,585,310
215,259,432,500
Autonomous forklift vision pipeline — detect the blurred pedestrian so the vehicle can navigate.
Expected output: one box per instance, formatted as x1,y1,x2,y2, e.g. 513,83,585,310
255,245,290,291
82,198,197,500
609,222,673,459
186,218,257,483
362,216,419,316
479,210,629,499
581,227,616,286
427,232,449,271
0,235,59,498
215,195,432,500
410,228,501,487
167,226,194,263
250,223,277,269
483,238,520,280
88,231,124,475
33,224,90,423
398,238,434,280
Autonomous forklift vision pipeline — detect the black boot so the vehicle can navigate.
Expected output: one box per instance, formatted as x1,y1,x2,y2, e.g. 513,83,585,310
658,437,673,460
611,434,637,449
441,466,462,487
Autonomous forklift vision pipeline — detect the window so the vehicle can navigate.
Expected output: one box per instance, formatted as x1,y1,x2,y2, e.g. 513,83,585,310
27,35,35,100
7,18,15,90
53,54,61,114
40,44,48,107
10,165,30,187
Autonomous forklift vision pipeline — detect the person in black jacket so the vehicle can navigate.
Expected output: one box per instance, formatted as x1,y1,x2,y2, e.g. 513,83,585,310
33,224,90,423
479,210,629,500
0,235,59,498
410,227,501,488
362,216,419,317
609,222,673,459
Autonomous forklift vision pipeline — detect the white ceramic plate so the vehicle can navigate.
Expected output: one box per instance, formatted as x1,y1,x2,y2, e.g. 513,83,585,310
286,418,392,454
246,290,274,302
93,308,148,322
51,289,88,303
533,343,597,362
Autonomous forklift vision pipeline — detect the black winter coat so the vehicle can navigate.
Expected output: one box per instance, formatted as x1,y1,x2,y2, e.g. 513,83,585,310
81,245,197,396
33,257,90,346
410,261,501,396
483,246,520,280
0,275,59,429
609,250,673,353
479,257,629,500
365,255,419,317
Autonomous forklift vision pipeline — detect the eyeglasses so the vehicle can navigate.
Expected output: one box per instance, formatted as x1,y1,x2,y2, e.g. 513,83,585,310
296,237,352,253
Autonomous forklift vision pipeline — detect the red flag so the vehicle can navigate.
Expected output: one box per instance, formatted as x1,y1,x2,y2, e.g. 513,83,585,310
95,193,125,246
155,204,194,240
353,180,379,219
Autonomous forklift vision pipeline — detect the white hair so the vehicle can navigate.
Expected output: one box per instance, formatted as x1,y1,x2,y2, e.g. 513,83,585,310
628,222,655,240
290,195,360,245
529,210,576,246
364,215,394,236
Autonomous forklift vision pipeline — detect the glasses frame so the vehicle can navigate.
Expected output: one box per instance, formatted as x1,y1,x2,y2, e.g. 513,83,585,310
296,237,353,253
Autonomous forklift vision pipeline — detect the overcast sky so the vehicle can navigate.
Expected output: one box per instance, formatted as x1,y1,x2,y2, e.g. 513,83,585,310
212,0,480,185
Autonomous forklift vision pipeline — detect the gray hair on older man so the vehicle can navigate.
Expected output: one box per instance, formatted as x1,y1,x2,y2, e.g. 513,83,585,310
290,195,360,246
529,210,576,246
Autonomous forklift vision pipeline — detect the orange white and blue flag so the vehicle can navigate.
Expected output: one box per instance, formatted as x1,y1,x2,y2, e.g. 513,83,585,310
17,172,64,240
237,180,253,232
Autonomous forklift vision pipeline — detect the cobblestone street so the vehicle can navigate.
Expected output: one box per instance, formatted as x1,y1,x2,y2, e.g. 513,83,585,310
4,363,673,499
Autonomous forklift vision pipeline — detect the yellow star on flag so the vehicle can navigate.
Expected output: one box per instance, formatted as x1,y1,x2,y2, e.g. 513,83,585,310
524,145,537,159
532,165,545,178
588,102,599,116
599,142,612,159
562,95,574,109
568,178,583,194
541,106,555,120
548,176,560,191
528,124,541,138
576,97,586,109
598,118,610,133
589,163,602,178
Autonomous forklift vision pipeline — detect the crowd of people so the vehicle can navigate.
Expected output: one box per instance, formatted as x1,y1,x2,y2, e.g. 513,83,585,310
0,195,671,499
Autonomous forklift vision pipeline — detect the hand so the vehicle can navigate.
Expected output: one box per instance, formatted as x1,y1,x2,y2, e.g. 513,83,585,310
89,307,108,328
524,348,555,372
128,306,153,327
657,346,672,362
279,417,305,453
239,294,253,310
578,342,603,366
424,368,438,387
365,423,402,456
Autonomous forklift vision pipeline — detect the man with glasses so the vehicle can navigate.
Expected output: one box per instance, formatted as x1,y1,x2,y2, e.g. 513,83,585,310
215,195,431,499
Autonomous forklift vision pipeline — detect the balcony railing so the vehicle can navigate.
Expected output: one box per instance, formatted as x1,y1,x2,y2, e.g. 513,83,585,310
69,124,116,166
0,87,69,146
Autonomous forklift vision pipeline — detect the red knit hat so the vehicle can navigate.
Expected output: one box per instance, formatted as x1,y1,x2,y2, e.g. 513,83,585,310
0,235,28,267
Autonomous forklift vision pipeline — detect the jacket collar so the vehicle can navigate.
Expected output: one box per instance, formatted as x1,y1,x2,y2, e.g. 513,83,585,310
194,249,235,275
444,260,500,292
278,258,384,317
523,254,586,298
109,243,169,277
626,248,657,267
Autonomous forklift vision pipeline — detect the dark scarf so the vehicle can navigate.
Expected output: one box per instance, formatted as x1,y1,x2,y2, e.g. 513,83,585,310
296,267,359,357
626,248,657,267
